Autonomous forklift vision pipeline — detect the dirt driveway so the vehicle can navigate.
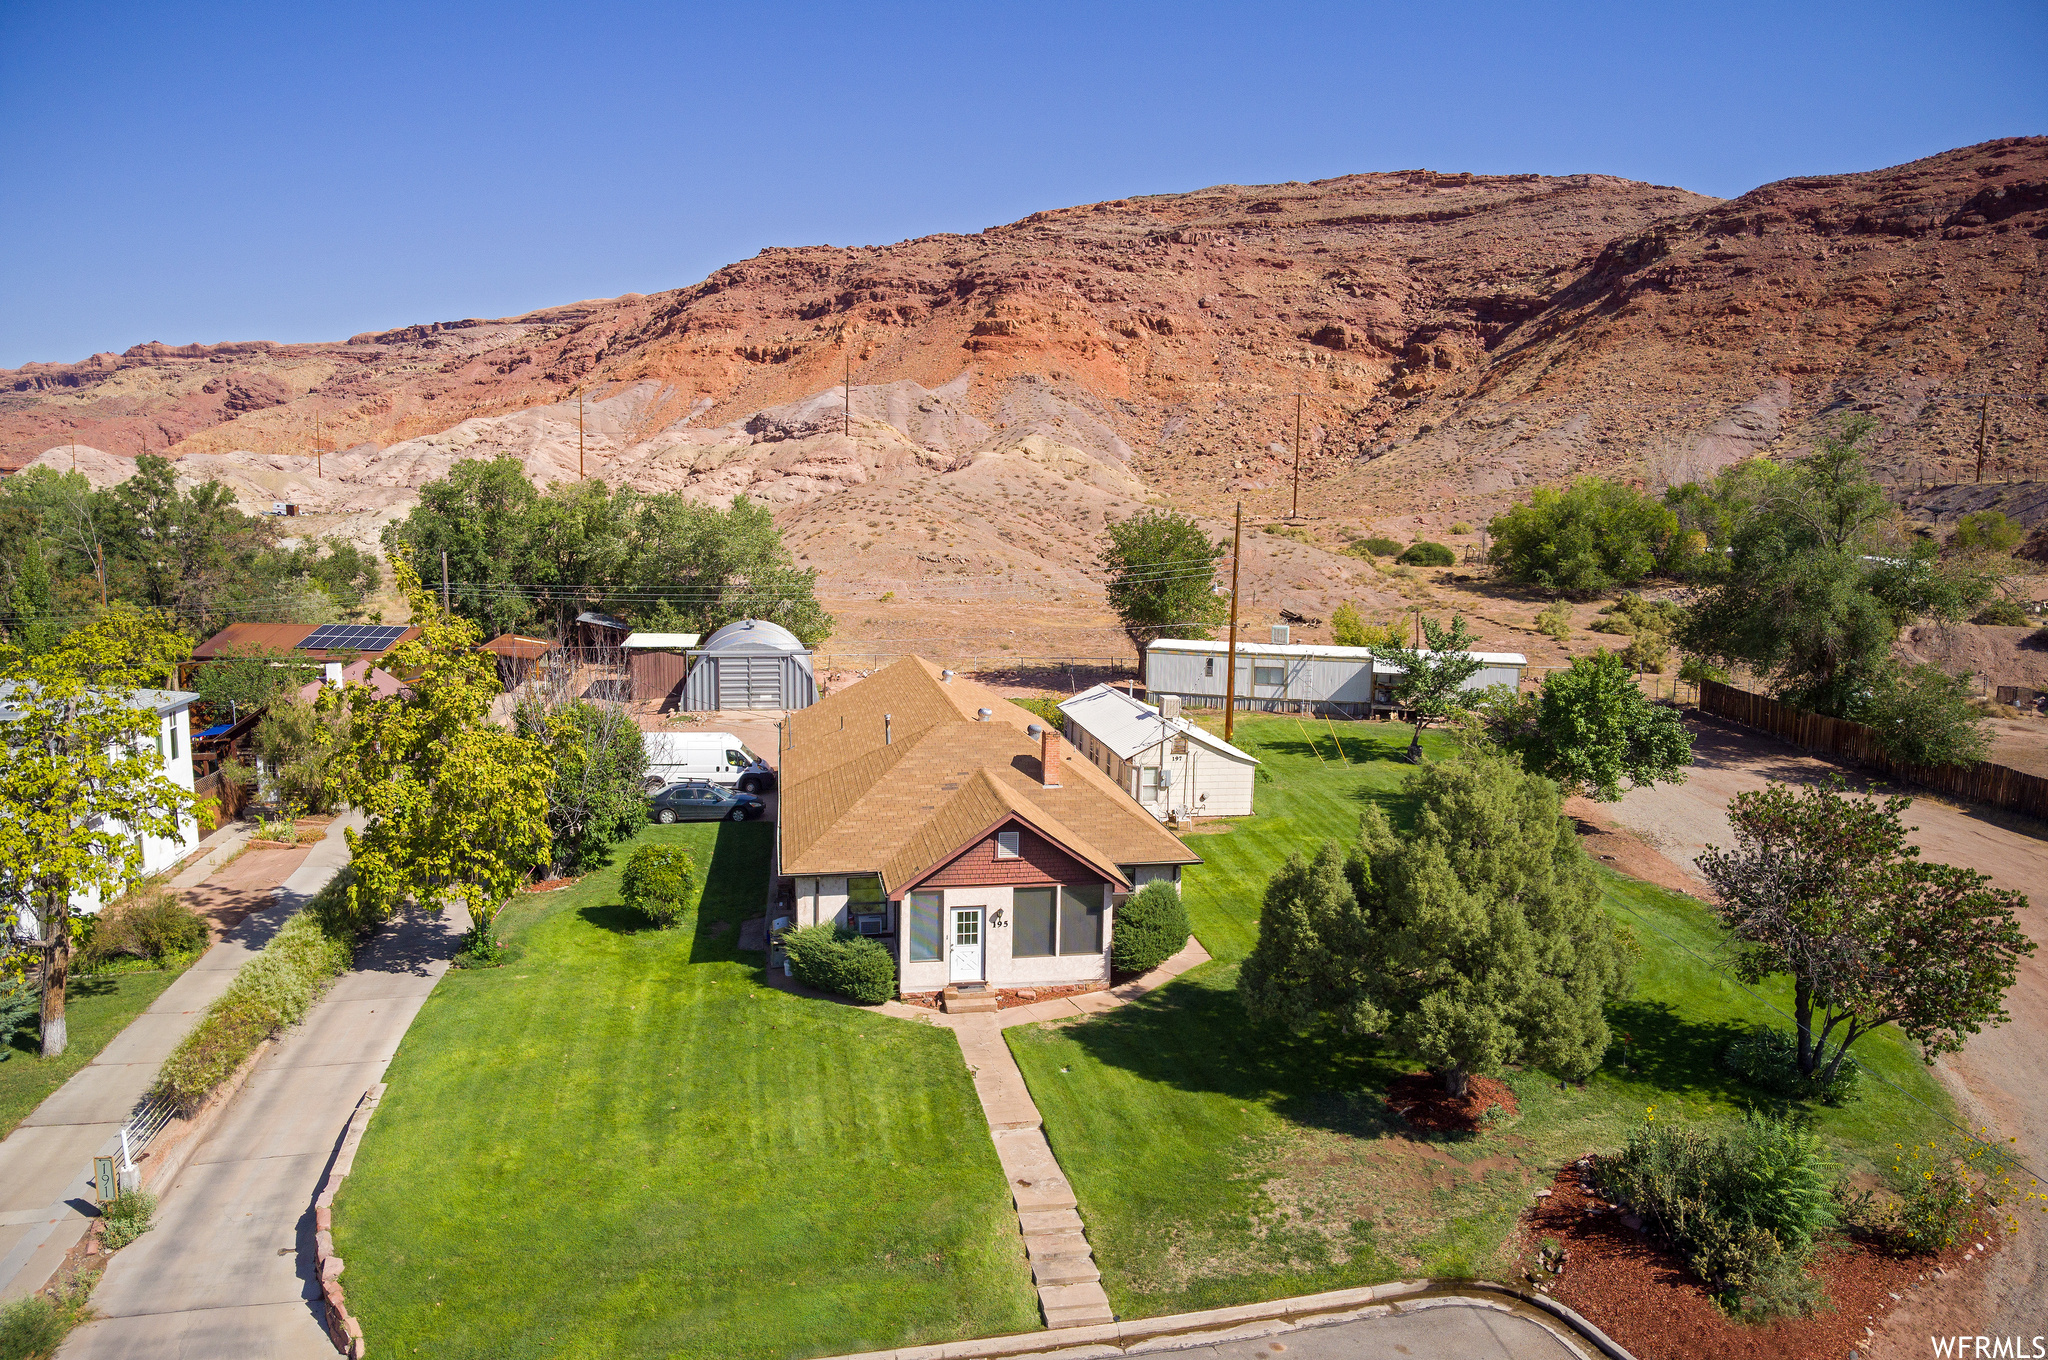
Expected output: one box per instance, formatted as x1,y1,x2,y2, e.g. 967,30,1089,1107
1585,716,2048,1351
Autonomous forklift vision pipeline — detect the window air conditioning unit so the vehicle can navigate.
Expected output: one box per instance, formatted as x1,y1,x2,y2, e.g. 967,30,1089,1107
853,915,887,936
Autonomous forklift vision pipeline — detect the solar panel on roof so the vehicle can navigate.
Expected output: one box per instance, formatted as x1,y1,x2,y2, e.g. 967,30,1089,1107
295,624,407,653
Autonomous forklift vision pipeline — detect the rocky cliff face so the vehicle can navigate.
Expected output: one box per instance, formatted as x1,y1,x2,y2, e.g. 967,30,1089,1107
4,138,2042,630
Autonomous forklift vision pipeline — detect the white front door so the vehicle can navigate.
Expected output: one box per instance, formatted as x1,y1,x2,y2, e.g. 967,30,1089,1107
949,908,983,983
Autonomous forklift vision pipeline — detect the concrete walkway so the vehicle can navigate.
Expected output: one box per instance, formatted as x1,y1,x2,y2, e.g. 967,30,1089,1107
873,940,1211,1329
61,885,465,1358
0,817,343,1305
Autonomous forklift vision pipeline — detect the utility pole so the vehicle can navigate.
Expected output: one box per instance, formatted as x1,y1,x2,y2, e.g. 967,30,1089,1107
314,416,322,479
577,389,586,480
844,344,852,437
1224,502,1243,742
1975,393,1990,484
1289,387,1304,519
441,549,450,613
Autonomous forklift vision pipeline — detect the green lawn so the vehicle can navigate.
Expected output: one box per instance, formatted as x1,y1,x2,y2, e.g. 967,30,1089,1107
1008,718,1956,1320
333,822,1039,1360
2,965,190,1137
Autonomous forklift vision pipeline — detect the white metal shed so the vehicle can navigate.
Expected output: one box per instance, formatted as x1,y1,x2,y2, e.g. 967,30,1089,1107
1057,683,1259,820
681,619,818,711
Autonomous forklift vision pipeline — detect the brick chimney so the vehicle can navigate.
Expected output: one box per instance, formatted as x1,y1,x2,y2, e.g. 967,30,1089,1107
1040,727,1063,788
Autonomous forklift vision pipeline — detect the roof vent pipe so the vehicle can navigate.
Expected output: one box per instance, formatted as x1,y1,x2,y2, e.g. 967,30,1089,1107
941,669,954,683
976,707,993,721
884,713,892,745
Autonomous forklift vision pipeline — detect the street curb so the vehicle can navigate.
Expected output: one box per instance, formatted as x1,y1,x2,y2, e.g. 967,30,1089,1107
312,1083,385,1359
793,1278,1641,1359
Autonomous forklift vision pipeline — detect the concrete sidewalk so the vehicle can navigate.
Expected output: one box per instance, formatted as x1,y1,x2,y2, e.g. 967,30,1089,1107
61,892,465,1359
0,815,357,1306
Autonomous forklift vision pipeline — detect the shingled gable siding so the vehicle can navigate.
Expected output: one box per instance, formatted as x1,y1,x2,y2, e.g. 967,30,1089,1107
916,820,1102,891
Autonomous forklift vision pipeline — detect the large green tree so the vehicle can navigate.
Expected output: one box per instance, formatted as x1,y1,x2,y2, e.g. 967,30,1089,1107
379,456,544,635
332,561,552,943
627,494,832,645
1487,477,1678,597
0,607,195,1055
1679,418,1994,719
1697,780,2032,1086
1369,613,1486,762
1100,509,1228,658
1492,649,1693,801
1239,746,1635,1094
515,695,649,876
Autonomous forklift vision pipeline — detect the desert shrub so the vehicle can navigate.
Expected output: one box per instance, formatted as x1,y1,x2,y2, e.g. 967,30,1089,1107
1599,1111,1835,1317
1491,477,1679,596
1950,510,2024,555
80,887,208,971
0,1278,94,1360
1680,654,1729,686
620,843,698,929
151,899,355,1112
1331,602,1403,648
1451,521,1473,535
1347,536,1404,558
1012,694,1066,728
99,1187,157,1250
1397,540,1455,567
781,924,896,1004
1264,523,1316,544
1622,631,1672,673
1971,597,2028,627
1533,601,1573,641
1724,1027,1862,1106
1111,880,1190,974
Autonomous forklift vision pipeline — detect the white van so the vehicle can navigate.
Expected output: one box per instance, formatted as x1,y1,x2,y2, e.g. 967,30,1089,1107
643,731,776,793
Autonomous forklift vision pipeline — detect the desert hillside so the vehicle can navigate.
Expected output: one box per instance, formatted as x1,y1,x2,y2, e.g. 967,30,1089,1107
5,137,2043,663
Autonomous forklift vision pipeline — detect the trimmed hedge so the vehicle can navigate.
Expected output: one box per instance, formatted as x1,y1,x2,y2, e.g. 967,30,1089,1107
621,843,698,928
782,924,896,1005
1110,881,1190,974
151,875,357,1112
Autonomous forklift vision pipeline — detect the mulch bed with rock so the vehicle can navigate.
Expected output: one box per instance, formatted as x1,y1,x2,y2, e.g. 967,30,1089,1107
1515,1160,1990,1360
1383,1071,1520,1133
897,982,1109,1012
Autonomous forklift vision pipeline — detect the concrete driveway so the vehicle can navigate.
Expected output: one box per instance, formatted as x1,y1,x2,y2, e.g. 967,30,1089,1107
60,891,464,1359
1195,1301,1585,1359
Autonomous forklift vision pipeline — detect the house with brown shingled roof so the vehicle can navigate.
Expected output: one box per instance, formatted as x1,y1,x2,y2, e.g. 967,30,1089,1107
776,657,1200,1000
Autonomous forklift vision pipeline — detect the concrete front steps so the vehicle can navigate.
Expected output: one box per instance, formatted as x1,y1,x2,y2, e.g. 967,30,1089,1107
941,985,1000,1014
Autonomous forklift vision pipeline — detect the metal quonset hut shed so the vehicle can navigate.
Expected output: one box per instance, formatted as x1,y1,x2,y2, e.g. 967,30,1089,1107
682,619,819,711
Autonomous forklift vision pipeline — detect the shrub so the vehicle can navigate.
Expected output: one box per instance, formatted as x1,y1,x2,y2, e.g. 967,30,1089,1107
254,813,300,844
1950,510,2024,555
1881,1135,2020,1254
1533,601,1573,642
1680,653,1729,686
1012,694,1066,729
0,1279,93,1360
1489,477,1679,596
151,890,356,1112
1450,521,1473,535
1971,597,2028,627
1347,536,1405,558
81,887,208,970
620,844,698,928
1264,523,1316,544
1397,540,1455,567
1599,1111,1835,1316
1723,1027,1862,1106
1331,602,1403,648
1854,662,1990,768
99,1187,157,1250
1111,881,1190,974
781,924,896,1004
1621,631,1672,673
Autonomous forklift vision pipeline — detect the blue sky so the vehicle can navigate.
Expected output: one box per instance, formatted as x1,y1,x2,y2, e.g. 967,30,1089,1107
2,0,2042,368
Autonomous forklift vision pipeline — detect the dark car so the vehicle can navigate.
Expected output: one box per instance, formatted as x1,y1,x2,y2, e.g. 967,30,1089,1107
648,781,767,823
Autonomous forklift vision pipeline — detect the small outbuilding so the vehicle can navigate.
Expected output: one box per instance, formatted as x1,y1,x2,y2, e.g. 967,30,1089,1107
682,619,818,711
623,632,701,707
1057,684,1259,821
1144,637,1526,717
479,633,559,691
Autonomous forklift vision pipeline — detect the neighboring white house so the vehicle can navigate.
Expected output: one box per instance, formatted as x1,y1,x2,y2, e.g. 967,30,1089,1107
0,686,202,922
1144,636,1527,717
1057,683,1259,821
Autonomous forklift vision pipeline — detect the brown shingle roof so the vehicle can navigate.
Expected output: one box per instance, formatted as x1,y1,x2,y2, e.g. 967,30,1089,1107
780,656,1198,890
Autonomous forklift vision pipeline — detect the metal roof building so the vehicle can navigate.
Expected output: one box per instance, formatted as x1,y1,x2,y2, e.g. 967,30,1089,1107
1143,637,1527,717
681,619,818,711
1057,683,1259,820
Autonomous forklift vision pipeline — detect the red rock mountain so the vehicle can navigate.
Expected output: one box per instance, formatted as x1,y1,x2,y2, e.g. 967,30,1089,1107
3,137,2042,645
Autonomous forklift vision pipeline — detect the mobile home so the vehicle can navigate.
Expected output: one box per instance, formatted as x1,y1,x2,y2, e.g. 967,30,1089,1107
1144,637,1525,717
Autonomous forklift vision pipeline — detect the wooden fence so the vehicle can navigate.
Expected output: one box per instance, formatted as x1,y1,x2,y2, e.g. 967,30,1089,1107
1697,679,2048,822
192,767,249,830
